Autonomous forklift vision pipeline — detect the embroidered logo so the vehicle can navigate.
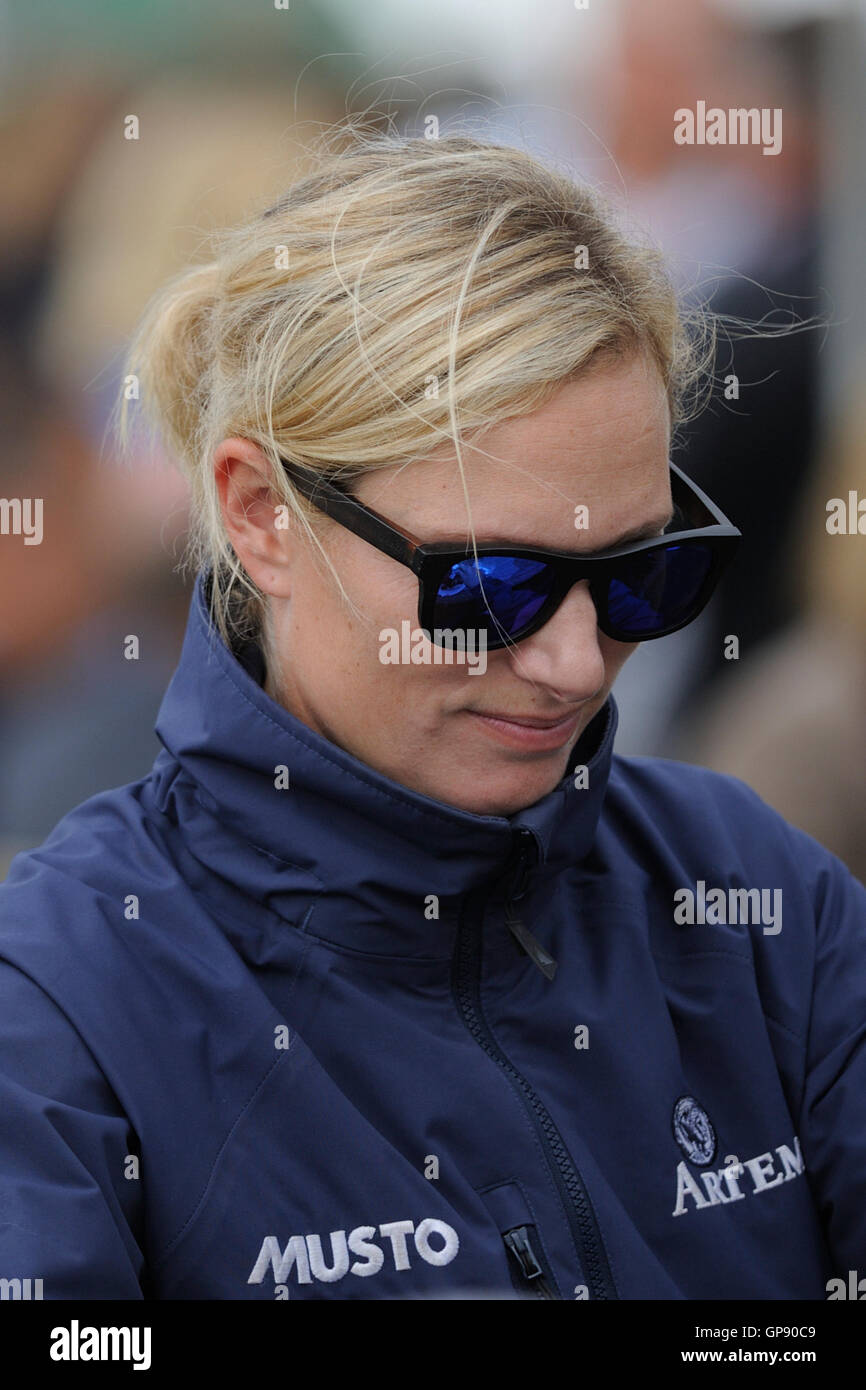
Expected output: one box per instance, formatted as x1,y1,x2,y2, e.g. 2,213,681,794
672,1137,805,1216
672,1095,717,1166
248,1217,460,1289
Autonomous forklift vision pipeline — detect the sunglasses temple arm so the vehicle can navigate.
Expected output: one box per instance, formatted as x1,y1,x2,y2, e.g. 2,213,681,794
280,459,421,570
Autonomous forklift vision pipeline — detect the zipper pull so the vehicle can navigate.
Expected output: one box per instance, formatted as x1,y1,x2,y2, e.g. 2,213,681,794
502,1226,558,1299
503,830,558,981
505,904,558,981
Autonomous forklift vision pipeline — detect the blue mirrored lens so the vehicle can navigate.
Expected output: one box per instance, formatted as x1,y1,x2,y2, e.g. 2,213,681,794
433,554,554,638
605,543,713,635
431,543,714,644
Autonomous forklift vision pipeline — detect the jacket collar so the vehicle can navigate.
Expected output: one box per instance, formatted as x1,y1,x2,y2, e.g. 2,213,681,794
153,571,619,959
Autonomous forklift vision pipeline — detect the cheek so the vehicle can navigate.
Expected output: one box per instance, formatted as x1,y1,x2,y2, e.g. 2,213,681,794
292,547,425,687
292,562,463,754
337,540,419,629
601,636,639,680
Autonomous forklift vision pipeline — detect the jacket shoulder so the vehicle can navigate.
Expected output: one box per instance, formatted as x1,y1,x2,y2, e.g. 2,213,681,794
1,776,171,956
0,765,232,1042
609,753,806,857
604,752,866,929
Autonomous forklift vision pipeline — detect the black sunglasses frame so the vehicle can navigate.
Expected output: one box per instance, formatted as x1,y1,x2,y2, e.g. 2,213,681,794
277,455,741,648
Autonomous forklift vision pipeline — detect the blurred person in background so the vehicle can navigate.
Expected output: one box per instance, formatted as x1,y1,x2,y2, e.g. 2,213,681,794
0,350,189,875
598,1,823,755
673,361,866,886
0,72,343,870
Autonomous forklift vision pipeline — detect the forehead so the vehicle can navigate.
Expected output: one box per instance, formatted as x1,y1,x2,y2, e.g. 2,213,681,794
355,353,673,549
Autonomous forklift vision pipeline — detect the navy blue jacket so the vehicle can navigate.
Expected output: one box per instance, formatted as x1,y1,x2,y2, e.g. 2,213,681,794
1,572,864,1300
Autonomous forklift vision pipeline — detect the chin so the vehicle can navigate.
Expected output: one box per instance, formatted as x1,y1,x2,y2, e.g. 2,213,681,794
440,766,566,817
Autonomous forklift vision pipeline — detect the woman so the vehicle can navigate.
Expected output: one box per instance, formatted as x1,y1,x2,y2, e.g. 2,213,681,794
0,133,863,1301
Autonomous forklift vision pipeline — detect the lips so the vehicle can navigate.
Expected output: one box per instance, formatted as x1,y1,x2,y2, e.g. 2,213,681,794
466,706,584,752
470,711,580,728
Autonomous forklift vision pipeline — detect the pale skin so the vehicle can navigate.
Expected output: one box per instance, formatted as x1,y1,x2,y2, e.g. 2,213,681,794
215,348,674,816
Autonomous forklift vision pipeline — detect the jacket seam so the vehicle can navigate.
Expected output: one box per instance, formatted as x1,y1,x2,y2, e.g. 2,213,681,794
651,947,754,965
189,786,327,883
153,1046,292,1270
152,926,316,1270
0,956,145,1270
292,936,454,965
173,784,461,963
761,1011,807,1046
805,1019,866,1089
653,949,808,1043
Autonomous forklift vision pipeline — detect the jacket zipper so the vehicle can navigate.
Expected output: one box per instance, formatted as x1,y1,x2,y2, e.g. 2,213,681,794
451,827,618,1301
502,1225,558,1300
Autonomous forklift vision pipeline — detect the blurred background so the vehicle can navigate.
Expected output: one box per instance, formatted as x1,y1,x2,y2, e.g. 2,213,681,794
1,0,864,882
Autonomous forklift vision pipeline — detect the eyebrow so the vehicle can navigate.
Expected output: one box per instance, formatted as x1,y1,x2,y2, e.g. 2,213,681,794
609,509,676,546
473,508,676,551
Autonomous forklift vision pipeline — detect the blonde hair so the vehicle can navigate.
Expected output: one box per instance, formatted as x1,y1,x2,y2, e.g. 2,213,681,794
113,126,715,654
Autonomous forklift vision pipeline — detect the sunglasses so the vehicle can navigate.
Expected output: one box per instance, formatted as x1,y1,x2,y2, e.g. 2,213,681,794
277,456,741,649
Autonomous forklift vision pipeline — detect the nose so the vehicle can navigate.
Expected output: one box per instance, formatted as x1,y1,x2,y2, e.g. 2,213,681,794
504,580,607,701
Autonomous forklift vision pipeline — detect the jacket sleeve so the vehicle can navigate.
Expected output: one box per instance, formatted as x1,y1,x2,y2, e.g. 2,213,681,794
791,826,866,1274
0,960,146,1299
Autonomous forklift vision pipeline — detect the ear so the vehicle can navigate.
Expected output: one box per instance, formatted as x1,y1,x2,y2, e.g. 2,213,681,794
214,438,294,598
